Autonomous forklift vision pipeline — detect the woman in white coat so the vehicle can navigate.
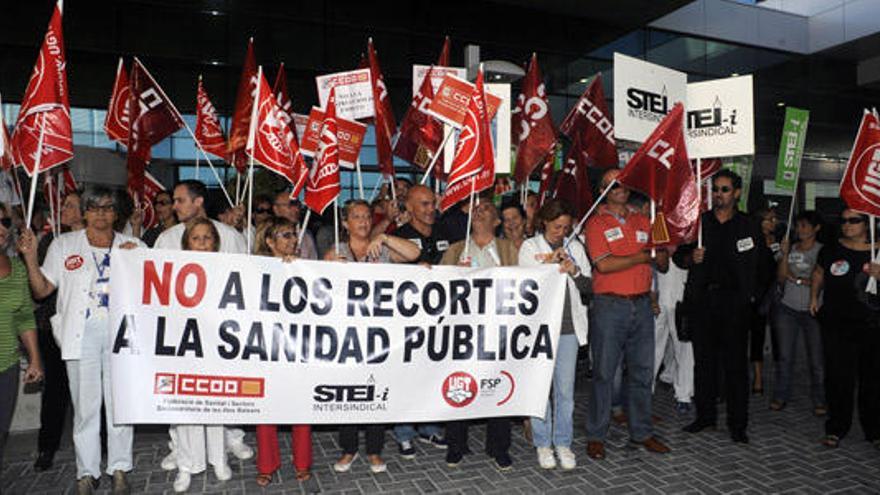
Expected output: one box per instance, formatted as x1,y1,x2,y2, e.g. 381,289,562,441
518,199,591,471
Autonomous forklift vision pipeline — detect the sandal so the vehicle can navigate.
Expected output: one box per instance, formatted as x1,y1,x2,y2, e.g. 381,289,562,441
255,472,273,487
821,435,840,448
295,468,312,481
769,400,786,411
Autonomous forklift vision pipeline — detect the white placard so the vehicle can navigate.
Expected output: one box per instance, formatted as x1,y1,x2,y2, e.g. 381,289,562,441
686,75,754,159
109,249,565,424
315,68,374,120
613,52,687,143
412,65,467,97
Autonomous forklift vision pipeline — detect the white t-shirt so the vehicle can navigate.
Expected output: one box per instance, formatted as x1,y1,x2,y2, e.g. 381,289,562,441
153,218,247,254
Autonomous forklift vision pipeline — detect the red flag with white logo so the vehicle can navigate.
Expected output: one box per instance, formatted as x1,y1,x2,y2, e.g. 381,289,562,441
840,110,880,216
228,38,257,173
140,171,166,229
433,37,451,181
305,88,341,214
104,58,130,146
617,103,698,244
246,70,309,197
513,54,556,184
554,135,595,219
272,63,297,142
559,74,617,169
440,67,495,212
367,39,397,179
11,0,73,176
393,65,444,169
195,76,228,161
126,58,185,200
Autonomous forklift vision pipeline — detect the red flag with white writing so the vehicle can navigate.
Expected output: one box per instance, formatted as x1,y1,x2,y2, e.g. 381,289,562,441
195,76,228,161
11,0,73,176
393,65,445,170
513,54,556,184
367,39,397,179
104,58,130,146
246,70,309,197
305,88,341,214
272,62,297,142
559,74,617,169
228,38,257,173
554,135,595,219
126,58,185,200
140,170,166,229
440,67,495,212
617,103,698,244
840,110,880,216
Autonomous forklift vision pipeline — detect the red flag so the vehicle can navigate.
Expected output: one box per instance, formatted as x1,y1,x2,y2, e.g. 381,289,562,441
272,62,296,141
141,171,166,229
559,74,617,169
536,153,554,207
554,136,595,219
840,110,880,216
367,39,397,179
228,38,257,173
126,58,185,199
42,165,77,228
393,66,445,169
10,1,73,176
246,69,310,197
617,103,699,244
305,88,341,214
104,58,130,146
195,76,228,161
437,36,451,67
513,54,556,184
440,67,495,212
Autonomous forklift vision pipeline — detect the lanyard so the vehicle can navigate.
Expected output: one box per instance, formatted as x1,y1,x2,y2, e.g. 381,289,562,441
91,233,115,280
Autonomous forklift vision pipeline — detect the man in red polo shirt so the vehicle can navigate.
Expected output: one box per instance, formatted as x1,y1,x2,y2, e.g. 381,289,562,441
584,169,670,460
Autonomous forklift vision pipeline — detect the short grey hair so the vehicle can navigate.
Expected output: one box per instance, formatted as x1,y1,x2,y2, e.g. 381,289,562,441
80,185,117,215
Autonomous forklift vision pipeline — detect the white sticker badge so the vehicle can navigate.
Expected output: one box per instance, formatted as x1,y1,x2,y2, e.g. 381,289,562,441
604,227,624,242
736,237,755,253
636,230,649,243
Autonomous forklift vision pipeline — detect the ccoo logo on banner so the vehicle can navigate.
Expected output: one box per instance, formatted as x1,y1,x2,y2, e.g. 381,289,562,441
613,52,687,143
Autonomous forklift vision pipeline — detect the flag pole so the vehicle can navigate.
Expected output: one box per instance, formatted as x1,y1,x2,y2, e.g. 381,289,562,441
298,209,312,247
54,169,61,237
368,177,384,203
650,199,656,258
244,66,263,254
355,159,365,199
462,177,476,261
235,165,242,204
25,115,47,230
420,130,454,185
389,175,397,202
784,158,803,244
195,154,200,181
565,179,616,248
697,158,703,248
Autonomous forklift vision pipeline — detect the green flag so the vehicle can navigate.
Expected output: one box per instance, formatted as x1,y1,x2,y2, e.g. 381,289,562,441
774,107,809,191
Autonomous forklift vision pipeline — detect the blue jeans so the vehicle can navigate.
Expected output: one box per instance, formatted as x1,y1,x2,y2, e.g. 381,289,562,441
772,304,825,406
587,294,655,442
393,423,443,443
531,334,579,448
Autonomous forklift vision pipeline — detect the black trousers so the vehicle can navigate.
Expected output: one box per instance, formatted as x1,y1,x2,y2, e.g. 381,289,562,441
0,364,19,469
820,315,880,441
692,292,750,433
339,425,385,456
446,418,510,457
36,318,69,454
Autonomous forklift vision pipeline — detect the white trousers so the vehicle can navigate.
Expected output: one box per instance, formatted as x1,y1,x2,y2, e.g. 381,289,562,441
168,426,246,462
654,304,694,403
66,316,133,479
173,424,226,473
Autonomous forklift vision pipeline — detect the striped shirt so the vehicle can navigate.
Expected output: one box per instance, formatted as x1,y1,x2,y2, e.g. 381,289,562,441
0,258,37,372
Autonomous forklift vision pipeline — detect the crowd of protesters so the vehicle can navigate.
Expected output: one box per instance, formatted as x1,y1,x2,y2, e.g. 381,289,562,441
0,168,878,495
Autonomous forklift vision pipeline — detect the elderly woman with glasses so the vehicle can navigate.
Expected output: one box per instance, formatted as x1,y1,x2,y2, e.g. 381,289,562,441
18,186,144,494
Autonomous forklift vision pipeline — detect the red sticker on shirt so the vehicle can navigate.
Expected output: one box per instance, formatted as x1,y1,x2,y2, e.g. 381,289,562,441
65,254,84,271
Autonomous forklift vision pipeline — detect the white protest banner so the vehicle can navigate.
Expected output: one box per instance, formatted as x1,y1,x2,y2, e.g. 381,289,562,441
412,65,467,97
613,52,687,143
109,249,566,424
686,75,754,159
315,68,374,120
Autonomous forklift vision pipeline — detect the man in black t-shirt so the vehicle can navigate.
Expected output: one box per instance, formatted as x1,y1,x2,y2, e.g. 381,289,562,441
393,185,452,265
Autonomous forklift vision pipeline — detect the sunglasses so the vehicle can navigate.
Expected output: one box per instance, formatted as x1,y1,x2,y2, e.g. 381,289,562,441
712,186,732,193
0,218,11,229
256,207,272,214
840,217,866,225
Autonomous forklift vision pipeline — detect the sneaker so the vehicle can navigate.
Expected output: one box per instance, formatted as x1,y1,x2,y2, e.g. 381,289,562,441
536,447,556,469
367,455,387,473
556,446,576,470
445,450,463,468
494,452,513,471
173,471,191,493
112,470,130,495
226,440,254,460
675,401,692,414
76,476,99,495
160,442,177,471
418,433,447,449
333,452,358,473
398,440,416,459
213,463,232,481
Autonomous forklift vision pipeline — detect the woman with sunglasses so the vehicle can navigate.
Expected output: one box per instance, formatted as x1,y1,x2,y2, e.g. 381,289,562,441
810,209,880,450
327,200,419,474
252,217,313,486
141,191,176,248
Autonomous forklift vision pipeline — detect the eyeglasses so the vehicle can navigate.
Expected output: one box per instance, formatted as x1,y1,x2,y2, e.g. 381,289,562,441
0,218,11,229
712,186,732,193
274,231,296,240
256,207,272,214
86,204,114,213
841,217,866,225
